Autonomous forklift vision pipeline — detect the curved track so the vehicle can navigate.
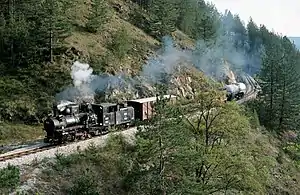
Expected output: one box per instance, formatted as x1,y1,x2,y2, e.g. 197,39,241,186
236,73,260,104
0,74,261,162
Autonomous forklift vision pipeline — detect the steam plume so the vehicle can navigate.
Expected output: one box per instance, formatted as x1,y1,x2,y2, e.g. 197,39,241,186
56,12,265,102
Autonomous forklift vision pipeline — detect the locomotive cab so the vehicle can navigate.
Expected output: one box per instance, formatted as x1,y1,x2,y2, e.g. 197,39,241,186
92,103,118,127
91,103,135,127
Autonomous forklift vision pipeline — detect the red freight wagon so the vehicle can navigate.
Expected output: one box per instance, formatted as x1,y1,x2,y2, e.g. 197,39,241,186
127,95,177,121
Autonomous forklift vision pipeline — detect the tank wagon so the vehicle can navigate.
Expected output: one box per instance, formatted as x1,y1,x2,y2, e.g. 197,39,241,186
224,82,247,101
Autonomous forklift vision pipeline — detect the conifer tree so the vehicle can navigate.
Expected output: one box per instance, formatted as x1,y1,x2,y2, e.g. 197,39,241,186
276,37,300,130
258,32,300,131
86,0,110,33
176,0,197,37
192,1,218,41
25,0,75,63
148,0,179,38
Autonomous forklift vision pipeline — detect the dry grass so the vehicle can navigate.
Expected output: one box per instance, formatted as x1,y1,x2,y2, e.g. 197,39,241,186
64,0,161,75
64,0,195,75
0,123,44,145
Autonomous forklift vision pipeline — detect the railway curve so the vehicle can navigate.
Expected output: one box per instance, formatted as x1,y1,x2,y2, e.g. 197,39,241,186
0,73,261,165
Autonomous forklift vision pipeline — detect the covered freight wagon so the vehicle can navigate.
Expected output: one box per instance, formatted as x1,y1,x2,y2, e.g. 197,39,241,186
127,95,177,121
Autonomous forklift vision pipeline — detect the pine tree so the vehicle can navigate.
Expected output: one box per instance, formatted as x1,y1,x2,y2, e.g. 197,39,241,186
232,15,247,49
148,0,179,38
258,32,282,129
192,1,218,41
276,37,300,130
23,0,75,63
247,18,261,52
245,18,262,74
176,0,197,37
86,0,110,33
0,0,31,68
258,32,300,131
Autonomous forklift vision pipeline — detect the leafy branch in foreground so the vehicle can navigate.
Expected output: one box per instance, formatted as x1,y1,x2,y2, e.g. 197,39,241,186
123,90,270,194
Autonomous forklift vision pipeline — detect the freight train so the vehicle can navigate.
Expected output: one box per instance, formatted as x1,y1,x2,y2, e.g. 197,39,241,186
43,79,253,144
43,95,177,144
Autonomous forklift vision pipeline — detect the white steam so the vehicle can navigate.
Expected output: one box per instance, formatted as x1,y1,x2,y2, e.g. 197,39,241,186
141,36,190,84
71,61,94,87
55,12,265,103
56,61,96,103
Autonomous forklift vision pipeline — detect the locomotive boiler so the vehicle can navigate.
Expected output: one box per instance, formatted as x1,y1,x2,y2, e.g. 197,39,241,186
43,95,177,144
43,101,98,143
43,100,136,143
224,82,246,101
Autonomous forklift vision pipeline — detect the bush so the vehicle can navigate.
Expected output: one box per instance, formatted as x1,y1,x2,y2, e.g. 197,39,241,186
108,27,132,59
67,168,100,195
86,0,110,33
0,165,20,193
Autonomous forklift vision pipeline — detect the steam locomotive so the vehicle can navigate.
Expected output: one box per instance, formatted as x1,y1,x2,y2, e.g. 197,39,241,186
224,82,247,101
43,95,176,144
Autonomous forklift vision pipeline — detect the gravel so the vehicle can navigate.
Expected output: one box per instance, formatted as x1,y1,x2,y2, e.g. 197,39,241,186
0,127,138,169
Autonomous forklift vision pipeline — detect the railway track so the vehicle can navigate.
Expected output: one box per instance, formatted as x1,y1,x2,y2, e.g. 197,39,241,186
0,144,56,162
236,74,259,104
0,74,260,163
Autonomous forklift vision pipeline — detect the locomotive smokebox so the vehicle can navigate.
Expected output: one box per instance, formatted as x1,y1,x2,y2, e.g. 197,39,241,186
44,118,56,138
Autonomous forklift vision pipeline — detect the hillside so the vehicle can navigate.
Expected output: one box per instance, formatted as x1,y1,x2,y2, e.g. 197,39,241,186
2,0,300,194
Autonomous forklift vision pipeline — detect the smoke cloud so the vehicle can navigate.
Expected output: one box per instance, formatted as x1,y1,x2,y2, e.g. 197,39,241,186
55,61,96,103
141,36,191,84
56,11,264,102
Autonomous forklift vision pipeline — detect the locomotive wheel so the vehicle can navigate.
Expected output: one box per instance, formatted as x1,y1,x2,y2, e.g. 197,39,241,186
102,127,109,135
70,134,76,142
44,137,49,143
93,130,100,136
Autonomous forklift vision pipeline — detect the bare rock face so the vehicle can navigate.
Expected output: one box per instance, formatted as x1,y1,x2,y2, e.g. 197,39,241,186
222,59,237,84
100,76,156,102
167,61,213,99
65,57,233,104
95,61,212,103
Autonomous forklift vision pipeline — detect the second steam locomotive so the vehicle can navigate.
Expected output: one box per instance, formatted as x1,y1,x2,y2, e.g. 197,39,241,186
44,77,254,144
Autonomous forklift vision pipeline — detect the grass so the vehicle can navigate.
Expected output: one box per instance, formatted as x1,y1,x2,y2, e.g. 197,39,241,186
31,135,133,195
0,165,20,194
0,122,44,145
64,0,160,75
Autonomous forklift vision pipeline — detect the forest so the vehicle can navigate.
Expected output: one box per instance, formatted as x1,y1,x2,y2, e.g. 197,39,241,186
1,0,300,194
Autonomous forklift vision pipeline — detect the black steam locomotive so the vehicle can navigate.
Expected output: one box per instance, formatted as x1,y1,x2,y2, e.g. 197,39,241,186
43,95,176,144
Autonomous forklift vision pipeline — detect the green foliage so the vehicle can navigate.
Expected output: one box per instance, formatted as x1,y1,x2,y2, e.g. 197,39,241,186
0,165,20,193
258,31,300,132
108,27,132,59
284,143,300,161
0,123,44,145
243,101,261,129
123,91,271,194
86,0,111,33
0,0,76,123
67,168,99,195
147,0,179,38
176,0,198,36
0,62,69,122
192,1,219,41
36,135,133,194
